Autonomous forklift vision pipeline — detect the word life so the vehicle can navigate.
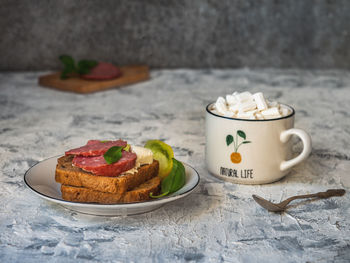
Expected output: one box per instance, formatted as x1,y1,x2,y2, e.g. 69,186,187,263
220,167,254,179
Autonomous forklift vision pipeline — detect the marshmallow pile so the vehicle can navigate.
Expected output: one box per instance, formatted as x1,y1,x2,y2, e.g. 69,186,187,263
211,91,290,120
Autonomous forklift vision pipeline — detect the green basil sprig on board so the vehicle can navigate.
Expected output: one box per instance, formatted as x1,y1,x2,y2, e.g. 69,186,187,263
59,55,97,79
150,158,186,198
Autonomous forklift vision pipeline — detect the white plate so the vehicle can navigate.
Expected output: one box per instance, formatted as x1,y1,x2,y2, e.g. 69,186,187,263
24,156,200,216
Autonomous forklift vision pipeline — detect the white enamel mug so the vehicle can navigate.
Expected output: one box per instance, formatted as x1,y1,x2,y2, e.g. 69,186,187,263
205,103,312,184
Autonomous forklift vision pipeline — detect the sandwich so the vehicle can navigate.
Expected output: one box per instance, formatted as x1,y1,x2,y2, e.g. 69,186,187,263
55,139,161,204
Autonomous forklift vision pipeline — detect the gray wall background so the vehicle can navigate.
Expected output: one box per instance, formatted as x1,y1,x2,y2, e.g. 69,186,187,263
1,0,350,70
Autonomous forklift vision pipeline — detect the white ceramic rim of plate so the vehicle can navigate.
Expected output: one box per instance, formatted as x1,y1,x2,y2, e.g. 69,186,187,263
24,155,200,208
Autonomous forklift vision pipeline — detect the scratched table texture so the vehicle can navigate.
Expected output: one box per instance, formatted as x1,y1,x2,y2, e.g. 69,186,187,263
0,69,349,263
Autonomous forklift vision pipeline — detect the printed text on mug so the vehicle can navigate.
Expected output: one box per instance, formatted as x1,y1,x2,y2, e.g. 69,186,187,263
220,167,253,179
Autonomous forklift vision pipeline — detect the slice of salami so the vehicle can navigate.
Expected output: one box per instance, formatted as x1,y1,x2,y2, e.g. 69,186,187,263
86,140,102,145
65,140,127,157
81,62,122,80
73,151,137,177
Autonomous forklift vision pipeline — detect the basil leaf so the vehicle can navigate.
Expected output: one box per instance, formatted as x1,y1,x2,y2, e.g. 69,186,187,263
59,55,77,79
59,55,75,68
170,159,186,193
160,158,179,194
226,135,234,146
150,158,186,198
242,141,251,144
77,60,98,74
59,55,97,79
103,146,123,164
60,68,73,79
237,130,246,140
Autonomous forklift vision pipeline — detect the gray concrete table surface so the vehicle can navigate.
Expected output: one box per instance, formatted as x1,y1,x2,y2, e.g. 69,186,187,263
0,69,349,263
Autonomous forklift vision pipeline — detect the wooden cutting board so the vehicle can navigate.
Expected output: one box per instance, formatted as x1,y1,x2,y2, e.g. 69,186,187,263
39,65,150,94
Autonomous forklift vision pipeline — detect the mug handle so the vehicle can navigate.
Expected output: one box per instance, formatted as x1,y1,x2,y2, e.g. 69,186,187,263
280,128,312,171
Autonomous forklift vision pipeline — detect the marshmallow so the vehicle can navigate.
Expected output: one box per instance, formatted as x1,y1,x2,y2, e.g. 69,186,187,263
238,99,257,112
255,113,264,120
235,91,252,102
216,96,226,104
261,107,281,118
228,104,240,113
281,107,290,116
237,111,253,119
212,91,289,120
211,109,220,115
223,111,235,118
237,109,257,119
267,100,279,108
215,101,228,114
245,109,258,116
253,92,268,111
226,95,237,105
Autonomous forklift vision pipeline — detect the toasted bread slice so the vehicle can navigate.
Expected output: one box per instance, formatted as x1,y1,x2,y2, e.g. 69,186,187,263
55,155,159,194
61,176,161,204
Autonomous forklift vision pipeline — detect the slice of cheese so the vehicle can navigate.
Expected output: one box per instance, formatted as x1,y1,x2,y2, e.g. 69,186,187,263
123,146,153,175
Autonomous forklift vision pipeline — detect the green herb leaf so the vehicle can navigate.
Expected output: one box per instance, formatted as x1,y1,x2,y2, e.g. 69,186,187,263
149,191,169,199
59,55,75,68
226,135,234,146
172,160,186,192
59,55,98,79
59,55,77,79
77,60,98,74
151,159,178,198
237,130,246,140
150,158,186,198
60,68,72,79
103,146,123,164
100,140,110,143
161,159,179,193
124,144,131,152
242,141,251,144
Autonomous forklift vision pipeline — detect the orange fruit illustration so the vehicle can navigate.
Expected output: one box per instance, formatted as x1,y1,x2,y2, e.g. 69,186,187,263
230,152,242,164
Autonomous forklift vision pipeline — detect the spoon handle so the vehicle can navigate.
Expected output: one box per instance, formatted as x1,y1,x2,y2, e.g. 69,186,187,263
281,189,345,206
315,189,346,198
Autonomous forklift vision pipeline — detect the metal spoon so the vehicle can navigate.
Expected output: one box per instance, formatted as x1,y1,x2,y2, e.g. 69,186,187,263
252,189,345,212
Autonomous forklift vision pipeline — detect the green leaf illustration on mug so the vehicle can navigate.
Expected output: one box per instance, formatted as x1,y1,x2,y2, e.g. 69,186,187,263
226,130,251,164
226,135,234,146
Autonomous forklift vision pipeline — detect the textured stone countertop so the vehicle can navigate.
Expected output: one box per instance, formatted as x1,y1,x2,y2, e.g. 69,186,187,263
0,69,349,262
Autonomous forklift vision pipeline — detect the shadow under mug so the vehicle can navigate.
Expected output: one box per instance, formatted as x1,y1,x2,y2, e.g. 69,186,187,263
205,103,312,184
